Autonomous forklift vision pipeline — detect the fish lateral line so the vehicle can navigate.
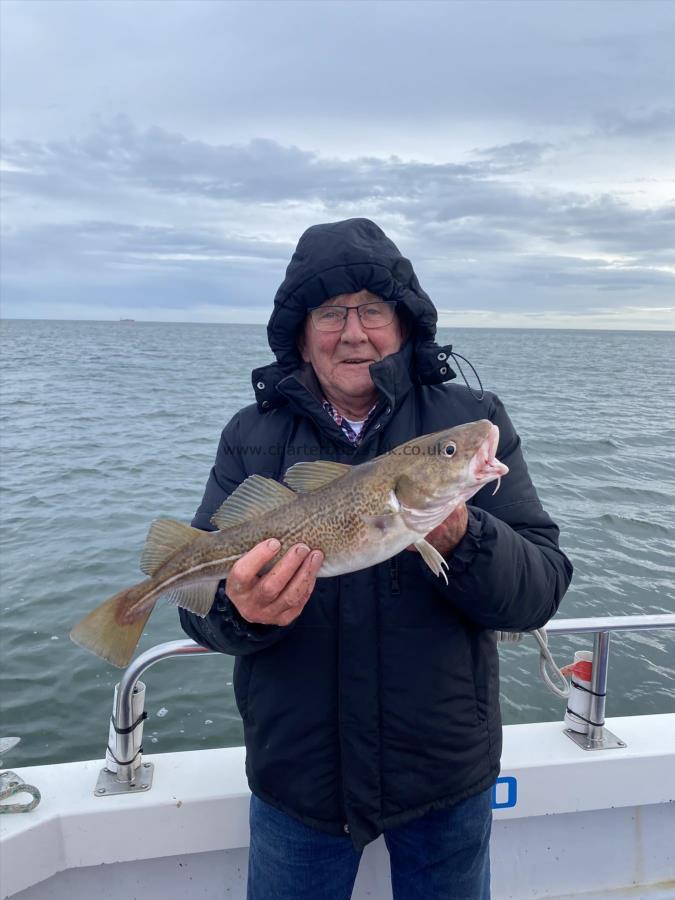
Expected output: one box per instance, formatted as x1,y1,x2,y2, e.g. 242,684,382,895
124,553,245,621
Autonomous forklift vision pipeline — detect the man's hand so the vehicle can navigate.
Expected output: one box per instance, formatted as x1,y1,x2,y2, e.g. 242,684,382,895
226,539,324,627
407,503,469,558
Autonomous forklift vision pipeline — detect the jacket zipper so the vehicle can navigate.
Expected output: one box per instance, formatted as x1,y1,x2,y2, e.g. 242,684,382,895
389,557,400,595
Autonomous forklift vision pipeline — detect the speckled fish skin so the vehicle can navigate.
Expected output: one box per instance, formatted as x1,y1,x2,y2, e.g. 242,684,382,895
70,419,508,667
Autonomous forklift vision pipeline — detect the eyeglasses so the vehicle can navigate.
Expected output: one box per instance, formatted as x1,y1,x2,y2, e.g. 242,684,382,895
308,300,398,333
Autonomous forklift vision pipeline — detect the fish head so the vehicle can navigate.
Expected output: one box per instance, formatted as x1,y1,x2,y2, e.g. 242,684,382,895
388,420,509,533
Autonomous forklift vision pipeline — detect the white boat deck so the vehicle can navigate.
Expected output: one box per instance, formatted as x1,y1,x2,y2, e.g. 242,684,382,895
2,714,674,899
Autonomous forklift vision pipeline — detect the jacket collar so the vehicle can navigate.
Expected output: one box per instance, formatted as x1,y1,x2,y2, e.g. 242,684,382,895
251,341,458,451
251,338,455,418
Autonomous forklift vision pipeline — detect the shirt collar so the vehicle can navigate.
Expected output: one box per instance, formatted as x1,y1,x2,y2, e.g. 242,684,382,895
321,398,378,445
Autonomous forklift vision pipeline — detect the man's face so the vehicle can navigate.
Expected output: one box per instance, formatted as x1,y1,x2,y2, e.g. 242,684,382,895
300,289,403,408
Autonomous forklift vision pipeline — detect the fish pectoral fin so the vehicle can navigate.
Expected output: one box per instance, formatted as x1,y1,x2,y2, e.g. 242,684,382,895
212,475,295,529
414,539,449,585
140,519,202,576
163,580,220,616
283,460,351,492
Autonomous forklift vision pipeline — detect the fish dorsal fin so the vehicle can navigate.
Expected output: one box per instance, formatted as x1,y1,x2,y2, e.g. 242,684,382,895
211,475,295,530
140,519,201,576
283,460,352,493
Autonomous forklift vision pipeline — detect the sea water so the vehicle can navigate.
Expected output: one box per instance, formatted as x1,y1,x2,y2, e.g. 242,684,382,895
1,320,673,766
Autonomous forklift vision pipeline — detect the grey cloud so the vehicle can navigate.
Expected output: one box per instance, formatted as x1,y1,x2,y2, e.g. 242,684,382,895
0,121,574,240
2,0,674,327
421,254,675,318
472,141,553,172
2,119,477,205
2,118,673,319
1,220,285,316
483,255,674,292
4,0,675,143
4,124,673,264
2,220,291,278
551,199,675,253
595,107,675,137
401,187,675,257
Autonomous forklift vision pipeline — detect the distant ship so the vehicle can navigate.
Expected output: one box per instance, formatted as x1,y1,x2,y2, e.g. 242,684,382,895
119,318,135,323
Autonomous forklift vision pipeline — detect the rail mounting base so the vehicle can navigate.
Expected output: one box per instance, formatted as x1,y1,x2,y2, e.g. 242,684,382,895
94,762,154,796
564,727,626,751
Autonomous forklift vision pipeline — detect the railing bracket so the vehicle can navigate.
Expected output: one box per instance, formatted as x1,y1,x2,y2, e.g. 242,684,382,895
564,727,626,751
95,761,154,796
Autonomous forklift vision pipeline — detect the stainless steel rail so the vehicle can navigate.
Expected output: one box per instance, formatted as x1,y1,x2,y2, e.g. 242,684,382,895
547,613,675,751
109,641,217,788
94,642,218,794
544,614,675,635
98,614,675,793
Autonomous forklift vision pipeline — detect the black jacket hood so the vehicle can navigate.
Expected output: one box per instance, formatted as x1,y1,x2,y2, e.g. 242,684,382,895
252,218,456,410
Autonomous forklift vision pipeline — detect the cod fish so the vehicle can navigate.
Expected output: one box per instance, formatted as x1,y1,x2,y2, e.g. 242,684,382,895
71,420,508,668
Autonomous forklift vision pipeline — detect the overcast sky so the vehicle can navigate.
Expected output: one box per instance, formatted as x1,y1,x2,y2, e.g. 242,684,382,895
1,0,674,329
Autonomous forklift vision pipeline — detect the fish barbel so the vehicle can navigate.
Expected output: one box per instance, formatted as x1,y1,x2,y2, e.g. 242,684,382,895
70,420,508,667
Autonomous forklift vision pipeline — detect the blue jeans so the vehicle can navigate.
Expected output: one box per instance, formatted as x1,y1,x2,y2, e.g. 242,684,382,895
247,789,492,900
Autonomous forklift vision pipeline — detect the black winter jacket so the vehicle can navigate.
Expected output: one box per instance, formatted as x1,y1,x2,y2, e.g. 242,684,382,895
180,219,573,849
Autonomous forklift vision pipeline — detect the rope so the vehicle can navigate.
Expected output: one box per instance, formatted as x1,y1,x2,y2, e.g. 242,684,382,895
0,773,41,814
496,627,570,699
531,627,570,699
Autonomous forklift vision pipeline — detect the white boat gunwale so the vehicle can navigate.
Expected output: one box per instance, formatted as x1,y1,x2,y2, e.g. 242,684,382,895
1,614,674,900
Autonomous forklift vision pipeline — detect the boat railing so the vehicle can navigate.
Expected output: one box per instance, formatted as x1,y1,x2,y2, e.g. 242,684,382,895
96,613,675,797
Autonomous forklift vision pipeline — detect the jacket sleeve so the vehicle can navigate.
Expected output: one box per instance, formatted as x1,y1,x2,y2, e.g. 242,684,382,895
178,413,294,656
426,393,573,631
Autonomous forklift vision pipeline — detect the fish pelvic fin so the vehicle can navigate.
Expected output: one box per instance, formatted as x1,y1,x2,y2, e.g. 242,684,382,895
414,539,449,585
70,583,156,669
140,518,202,576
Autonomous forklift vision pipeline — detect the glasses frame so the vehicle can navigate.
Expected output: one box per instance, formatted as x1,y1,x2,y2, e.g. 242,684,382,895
308,300,399,333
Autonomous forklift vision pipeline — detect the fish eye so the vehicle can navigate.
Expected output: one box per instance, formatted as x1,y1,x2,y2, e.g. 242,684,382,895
444,442,456,457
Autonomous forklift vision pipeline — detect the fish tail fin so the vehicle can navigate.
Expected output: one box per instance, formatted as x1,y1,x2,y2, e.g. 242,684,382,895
70,583,156,669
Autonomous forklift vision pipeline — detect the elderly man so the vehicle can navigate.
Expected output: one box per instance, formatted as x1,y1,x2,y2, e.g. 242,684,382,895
180,218,572,900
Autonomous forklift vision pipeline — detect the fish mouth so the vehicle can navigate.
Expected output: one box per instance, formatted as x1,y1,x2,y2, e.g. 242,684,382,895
469,424,509,489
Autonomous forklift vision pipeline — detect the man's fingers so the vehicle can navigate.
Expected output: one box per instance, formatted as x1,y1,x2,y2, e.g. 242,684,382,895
229,539,281,592
266,550,324,617
256,544,312,606
226,543,323,625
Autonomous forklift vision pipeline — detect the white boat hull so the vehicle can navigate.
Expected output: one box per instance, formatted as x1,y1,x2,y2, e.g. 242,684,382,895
2,714,674,900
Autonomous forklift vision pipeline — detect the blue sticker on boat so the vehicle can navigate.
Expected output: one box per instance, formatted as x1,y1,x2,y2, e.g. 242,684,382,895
492,776,517,809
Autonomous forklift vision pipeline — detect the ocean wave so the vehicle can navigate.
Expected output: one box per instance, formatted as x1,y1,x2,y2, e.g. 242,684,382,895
3,321,675,766
597,514,673,536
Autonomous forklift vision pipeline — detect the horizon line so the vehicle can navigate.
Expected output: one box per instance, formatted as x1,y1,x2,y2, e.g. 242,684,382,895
2,316,674,334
